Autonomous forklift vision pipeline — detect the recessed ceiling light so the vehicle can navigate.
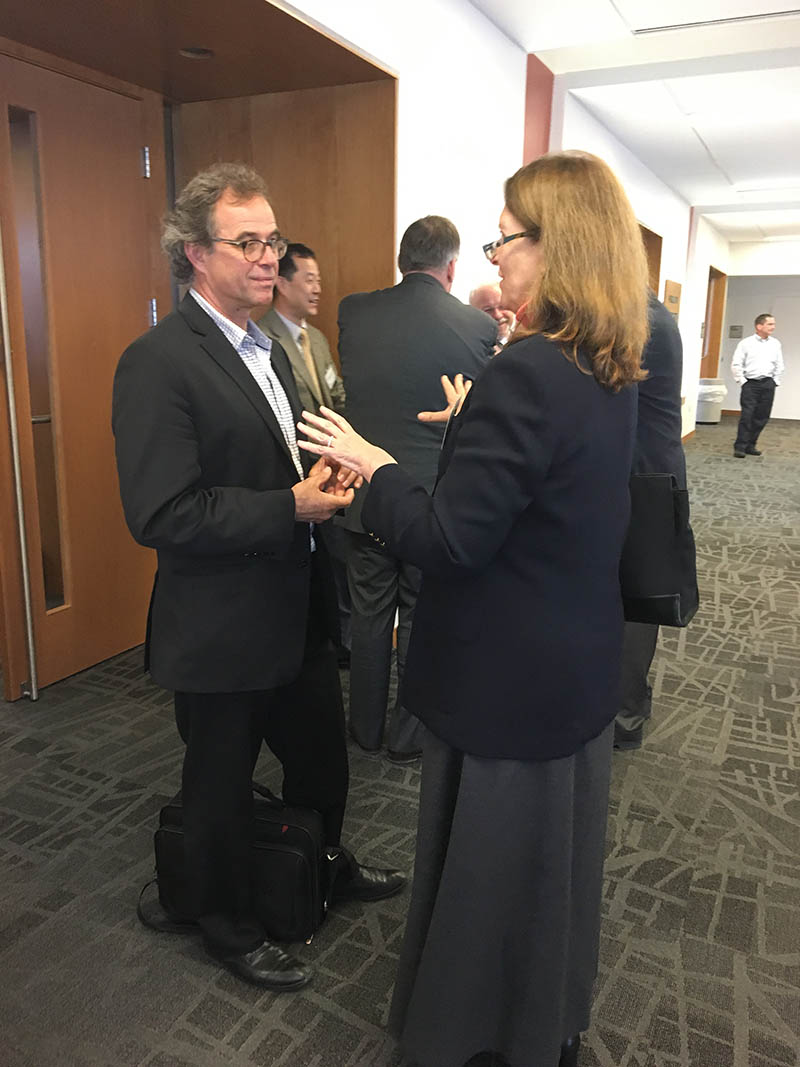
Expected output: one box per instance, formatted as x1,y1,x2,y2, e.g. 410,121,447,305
179,47,215,60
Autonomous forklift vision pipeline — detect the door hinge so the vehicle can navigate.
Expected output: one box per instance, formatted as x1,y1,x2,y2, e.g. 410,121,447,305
141,145,151,179
149,298,158,327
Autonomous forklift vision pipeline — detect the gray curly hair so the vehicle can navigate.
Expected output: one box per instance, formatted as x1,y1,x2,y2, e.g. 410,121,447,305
161,162,270,283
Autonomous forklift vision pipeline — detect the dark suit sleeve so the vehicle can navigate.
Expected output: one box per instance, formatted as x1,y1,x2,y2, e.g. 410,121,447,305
112,339,296,555
362,347,556,576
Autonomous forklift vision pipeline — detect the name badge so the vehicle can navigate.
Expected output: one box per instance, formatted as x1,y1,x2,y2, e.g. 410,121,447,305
324,364,338,389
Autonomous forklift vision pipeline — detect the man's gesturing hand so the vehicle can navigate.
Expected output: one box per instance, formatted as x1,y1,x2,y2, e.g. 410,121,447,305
292,458,354,522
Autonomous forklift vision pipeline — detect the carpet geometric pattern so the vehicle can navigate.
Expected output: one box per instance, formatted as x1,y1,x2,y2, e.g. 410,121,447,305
0,413,798,1066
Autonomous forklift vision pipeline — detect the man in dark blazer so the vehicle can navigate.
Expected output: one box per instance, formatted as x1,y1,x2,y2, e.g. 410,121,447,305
112,163,403,992
615,293,688,750
337,216,495,761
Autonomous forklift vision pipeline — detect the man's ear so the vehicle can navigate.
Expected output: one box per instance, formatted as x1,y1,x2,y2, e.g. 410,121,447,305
445,258,457,290
274,275,288,299
185,241,208,275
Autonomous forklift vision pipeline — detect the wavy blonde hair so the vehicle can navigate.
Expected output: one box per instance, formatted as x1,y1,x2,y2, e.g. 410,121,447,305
504,151,648,391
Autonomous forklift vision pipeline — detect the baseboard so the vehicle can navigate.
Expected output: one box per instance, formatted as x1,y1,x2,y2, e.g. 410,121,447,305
681,429,695,442
721,409,740,416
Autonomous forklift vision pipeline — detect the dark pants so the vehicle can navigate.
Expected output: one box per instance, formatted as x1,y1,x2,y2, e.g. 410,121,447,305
615,621,659,736
346,531,425,754
174,575,348,954
324,521,352,651
734,377,775,451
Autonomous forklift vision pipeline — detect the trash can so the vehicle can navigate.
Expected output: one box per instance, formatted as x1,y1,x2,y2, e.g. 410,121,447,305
696,378,727,424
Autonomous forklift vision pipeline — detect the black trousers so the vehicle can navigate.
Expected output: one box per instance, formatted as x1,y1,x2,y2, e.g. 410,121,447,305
734,377,775,451
346,531,425,754
174,573,348,954
615,621,659,735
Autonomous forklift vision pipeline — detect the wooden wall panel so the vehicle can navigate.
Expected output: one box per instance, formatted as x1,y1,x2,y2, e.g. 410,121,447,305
173,78,396,358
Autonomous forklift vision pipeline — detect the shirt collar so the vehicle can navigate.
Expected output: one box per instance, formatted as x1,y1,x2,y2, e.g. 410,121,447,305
275,309,305,345
190,288,272,354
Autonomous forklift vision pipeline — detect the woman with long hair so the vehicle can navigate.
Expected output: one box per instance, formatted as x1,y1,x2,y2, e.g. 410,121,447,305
299,151,648,1067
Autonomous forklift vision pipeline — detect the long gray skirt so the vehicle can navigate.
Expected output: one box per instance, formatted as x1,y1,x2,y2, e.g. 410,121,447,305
388,722,614,1067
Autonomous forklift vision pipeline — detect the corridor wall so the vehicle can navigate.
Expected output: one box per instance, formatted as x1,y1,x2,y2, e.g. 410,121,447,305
271,0,528,300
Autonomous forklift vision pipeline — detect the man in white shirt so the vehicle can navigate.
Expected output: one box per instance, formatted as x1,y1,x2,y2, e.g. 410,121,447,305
732,314,784,457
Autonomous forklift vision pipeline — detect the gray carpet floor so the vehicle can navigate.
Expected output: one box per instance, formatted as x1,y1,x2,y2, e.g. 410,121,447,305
0,413,798,1067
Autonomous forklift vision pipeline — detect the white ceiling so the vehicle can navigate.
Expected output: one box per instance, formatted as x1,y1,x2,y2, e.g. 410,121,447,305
469,0,800,241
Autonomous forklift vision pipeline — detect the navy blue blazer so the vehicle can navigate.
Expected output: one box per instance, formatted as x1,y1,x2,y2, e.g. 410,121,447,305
635,294,687,487
362,333,637,760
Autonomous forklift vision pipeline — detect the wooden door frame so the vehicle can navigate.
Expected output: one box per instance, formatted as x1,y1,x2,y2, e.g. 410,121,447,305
700,266,727,378
0,38,169,700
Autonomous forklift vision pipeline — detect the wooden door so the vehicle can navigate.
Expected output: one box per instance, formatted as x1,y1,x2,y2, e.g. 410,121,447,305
700,266,727,378
0,54,159,698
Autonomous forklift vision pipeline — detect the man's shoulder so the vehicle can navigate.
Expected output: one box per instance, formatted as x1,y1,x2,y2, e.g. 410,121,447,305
307,321,332,353
255,306,284,338
339,285,395,317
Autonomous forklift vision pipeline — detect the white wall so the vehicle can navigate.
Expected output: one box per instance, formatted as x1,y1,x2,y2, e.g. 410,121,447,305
550,92,725,435
718,275,800,421
683,214,731,431
275,0,528,300
728,241,800,276
552,94,690,289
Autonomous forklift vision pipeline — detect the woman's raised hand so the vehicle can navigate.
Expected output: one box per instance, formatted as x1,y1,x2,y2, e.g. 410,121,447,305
297,407,397,483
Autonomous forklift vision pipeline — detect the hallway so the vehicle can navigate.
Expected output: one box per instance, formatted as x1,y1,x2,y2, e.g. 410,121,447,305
1,414,798,1066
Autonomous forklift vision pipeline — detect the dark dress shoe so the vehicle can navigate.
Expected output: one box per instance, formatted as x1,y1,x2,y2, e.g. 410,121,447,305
559,1034,580,1067
745,447,762,455
333,863,406,903
386,748,422,764
733,450,746,458
206,938,311,990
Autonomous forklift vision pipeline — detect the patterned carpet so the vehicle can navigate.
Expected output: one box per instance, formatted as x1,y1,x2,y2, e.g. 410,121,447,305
0,413,798,1067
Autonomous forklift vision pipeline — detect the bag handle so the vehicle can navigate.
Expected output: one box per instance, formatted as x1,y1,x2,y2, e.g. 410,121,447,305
251,781,283,807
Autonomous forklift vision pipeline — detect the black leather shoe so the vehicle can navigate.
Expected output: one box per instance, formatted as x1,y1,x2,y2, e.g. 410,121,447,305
745,447,762,455
559,1034,580,1067
334,863,406,903
733,450,746,458
206,938,312,990
386,748,422,764
613,724,642,751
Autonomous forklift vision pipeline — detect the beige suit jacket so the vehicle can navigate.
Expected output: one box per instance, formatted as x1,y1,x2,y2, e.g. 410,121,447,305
257,306,345,415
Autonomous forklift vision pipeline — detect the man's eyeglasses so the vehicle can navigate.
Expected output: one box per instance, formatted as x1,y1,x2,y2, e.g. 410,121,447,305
212,235,289,262
482,230,539,262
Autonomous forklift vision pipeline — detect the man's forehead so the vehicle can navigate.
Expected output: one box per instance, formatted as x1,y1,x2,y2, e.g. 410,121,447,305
214,191,276,232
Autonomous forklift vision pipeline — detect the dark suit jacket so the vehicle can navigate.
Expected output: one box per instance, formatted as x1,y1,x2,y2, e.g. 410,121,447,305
337,272,496,531
112,293,336,694
362,334,637,761
635,294,687,488
257,307,346,416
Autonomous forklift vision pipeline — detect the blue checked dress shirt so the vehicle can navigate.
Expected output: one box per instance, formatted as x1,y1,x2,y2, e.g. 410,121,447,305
189,289,304,478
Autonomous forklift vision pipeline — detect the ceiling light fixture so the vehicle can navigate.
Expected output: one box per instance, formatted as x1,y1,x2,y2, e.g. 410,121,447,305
179,47,215,60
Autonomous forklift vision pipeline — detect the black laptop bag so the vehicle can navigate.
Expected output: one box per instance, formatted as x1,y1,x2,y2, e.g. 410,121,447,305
154,783,329,943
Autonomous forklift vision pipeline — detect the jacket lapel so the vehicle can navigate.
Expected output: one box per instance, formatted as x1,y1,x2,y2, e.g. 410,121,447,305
262,308,320,406
179,294,296,472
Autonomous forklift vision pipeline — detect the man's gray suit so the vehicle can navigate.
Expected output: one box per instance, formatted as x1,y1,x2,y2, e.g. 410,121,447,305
338,272,495,754
258,306,345,415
